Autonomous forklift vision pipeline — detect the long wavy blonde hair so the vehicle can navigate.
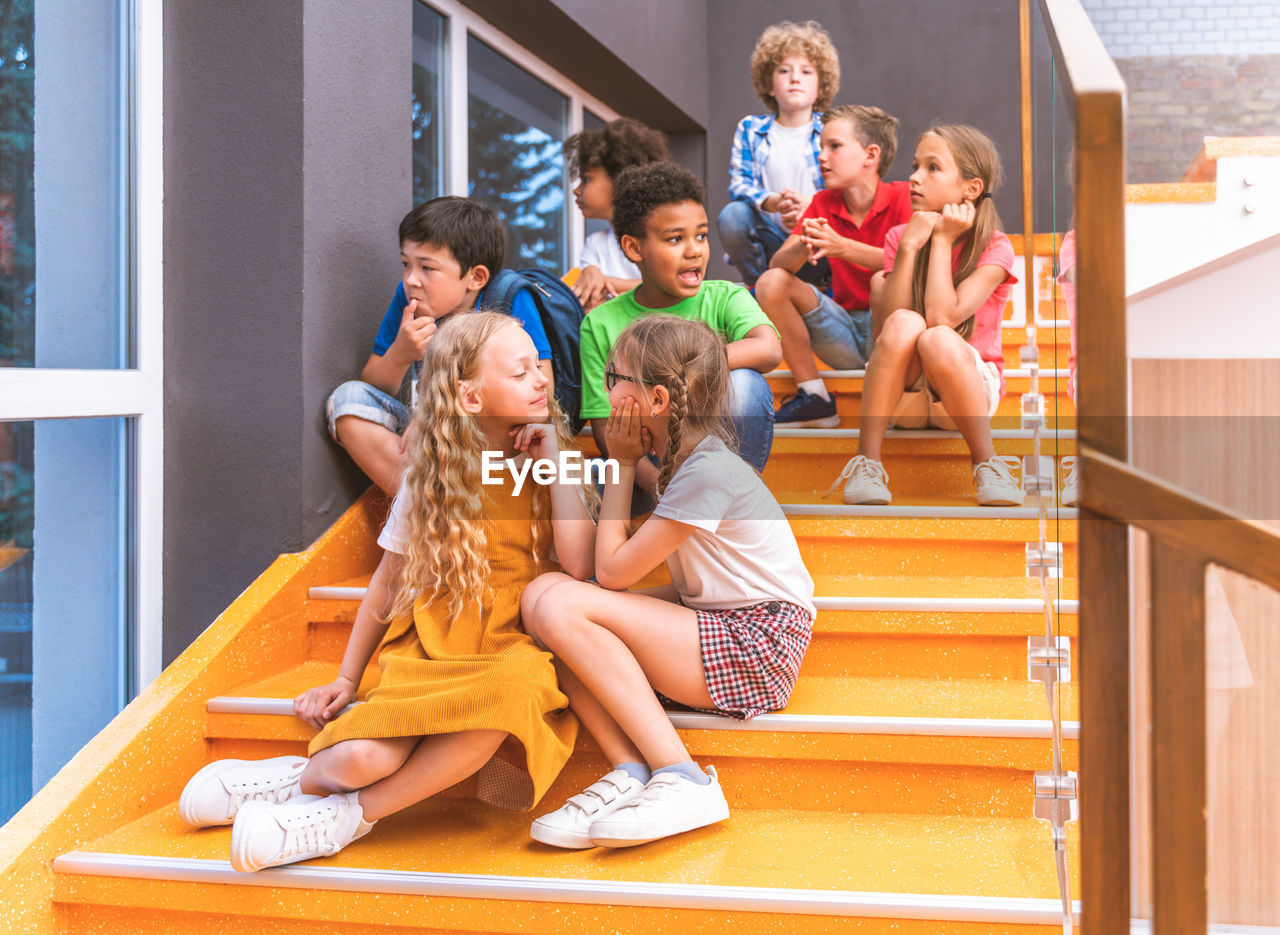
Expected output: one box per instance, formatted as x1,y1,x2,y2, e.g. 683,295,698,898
909,125,1004,341
609,316,735,496
388,311,583,621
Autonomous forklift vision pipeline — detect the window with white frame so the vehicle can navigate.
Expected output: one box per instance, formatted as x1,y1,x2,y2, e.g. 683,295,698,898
411,0,618,272
0,0,162,823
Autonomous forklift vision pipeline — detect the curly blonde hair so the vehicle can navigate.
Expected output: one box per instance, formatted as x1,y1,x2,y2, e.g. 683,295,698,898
389,312,585,621
609,317,735,496
750,20,841,114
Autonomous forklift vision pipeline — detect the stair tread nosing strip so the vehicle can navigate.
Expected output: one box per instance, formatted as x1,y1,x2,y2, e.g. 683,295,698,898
52,851,1081,924
204,696,1080,739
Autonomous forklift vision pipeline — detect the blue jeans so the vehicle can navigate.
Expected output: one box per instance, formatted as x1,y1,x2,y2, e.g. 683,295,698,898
801,284,873,369
727,368,774,473
325,380,411,442
717,199,831,290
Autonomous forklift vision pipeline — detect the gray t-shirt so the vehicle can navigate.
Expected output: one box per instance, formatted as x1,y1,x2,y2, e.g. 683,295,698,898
652,436,815,615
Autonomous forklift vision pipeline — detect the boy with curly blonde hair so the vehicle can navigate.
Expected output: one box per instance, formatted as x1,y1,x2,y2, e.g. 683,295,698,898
717,20,841,289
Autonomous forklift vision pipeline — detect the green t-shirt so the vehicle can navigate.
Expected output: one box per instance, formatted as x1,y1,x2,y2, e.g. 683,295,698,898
578,279,776,419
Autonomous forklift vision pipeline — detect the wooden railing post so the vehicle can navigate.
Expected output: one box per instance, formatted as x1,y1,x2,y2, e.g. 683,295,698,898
1149,540,1208,933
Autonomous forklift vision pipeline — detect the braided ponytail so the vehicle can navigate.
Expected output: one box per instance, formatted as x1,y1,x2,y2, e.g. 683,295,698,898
657,375,689,495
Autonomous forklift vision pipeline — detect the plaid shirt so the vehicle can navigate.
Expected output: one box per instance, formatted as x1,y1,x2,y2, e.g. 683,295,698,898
726,113,824,207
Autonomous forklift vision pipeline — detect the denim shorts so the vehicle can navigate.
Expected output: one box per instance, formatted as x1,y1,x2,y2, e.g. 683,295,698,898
325,380,411,442
801,284,872,369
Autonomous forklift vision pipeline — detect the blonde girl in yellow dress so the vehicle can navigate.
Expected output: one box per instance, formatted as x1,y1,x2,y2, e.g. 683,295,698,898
177,311,595,871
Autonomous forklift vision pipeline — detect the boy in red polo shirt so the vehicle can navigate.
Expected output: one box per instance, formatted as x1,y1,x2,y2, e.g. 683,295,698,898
755,105,911,426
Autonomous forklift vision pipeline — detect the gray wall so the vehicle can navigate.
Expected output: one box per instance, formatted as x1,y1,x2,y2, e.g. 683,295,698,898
163,0,408,662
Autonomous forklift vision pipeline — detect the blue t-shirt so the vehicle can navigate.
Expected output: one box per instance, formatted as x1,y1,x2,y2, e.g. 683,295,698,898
370,281,552,360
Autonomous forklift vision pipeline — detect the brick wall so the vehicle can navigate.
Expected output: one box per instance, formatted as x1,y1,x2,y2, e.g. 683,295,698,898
1080,1,1280,182
1081,0,1280,57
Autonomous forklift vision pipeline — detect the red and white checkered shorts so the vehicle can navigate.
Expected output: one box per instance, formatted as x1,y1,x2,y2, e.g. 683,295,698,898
694,600,813,719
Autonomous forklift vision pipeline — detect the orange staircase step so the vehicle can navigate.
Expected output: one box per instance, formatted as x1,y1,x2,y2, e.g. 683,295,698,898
53,803,1078,934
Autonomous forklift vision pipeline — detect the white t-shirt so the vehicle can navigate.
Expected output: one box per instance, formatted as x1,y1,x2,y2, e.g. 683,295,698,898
760,121,818,230
579,228,641,280
652,436,815,616
377,487,413,555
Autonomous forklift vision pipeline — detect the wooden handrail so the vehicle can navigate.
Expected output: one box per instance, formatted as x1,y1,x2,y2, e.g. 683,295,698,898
1081,447,1280,592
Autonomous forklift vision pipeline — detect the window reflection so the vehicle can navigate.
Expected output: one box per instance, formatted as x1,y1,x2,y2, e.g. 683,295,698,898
411,2,445,205
467,35,567,272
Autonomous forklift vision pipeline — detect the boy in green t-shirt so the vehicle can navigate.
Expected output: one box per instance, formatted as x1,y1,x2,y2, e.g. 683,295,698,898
580,163,782,484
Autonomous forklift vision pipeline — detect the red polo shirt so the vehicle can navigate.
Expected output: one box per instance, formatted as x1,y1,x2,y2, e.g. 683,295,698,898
793,180,912,310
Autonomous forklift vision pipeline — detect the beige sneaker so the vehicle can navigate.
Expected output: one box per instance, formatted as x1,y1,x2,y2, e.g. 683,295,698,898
973,456,1023,506
1060,456,1079,507
824,455,891,505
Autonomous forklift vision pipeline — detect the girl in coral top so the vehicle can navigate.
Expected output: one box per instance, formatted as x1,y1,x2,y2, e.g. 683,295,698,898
178,312,596,871
829,124,1023,508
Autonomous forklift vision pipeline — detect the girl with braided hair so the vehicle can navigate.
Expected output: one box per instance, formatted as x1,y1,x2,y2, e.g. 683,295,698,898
521,315,815,850
178,312,596,871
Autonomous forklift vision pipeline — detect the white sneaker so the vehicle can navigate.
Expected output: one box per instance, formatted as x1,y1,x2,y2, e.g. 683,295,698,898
178,756,308,828
530,769,647,849
973,456,1024,506
587,765,729,848
1060,456,1079,507
824,455,891,505
229,791,374,872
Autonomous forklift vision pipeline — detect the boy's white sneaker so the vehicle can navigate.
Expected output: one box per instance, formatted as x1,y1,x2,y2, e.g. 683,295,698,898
974,456,1024,506
229,791,373,872
1060,456,1079,507
530,769,647,849
587,766,729,848
178,756,308,828
825,455,891,505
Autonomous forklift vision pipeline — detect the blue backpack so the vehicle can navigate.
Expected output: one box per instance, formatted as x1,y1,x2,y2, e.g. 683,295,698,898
486,268,586,433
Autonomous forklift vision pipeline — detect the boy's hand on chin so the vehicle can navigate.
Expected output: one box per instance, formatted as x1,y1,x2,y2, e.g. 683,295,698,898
391,298,437,364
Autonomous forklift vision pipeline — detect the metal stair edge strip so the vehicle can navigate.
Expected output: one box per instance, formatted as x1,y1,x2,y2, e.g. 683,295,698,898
771,428,1077,440
205,696,1080,740
309,585,1079,616
767,367,1071,380
51,852,1081,924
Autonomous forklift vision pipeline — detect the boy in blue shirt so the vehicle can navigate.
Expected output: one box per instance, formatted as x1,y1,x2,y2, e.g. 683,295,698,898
326,197,553,493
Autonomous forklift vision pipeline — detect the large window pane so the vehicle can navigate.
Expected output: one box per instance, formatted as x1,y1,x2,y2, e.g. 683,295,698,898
467,35,567,272
411,2,445,206
0,0,127,369
0,417,128,823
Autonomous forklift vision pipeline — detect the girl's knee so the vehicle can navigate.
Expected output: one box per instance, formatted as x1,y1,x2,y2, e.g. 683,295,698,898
521,572,574,633
917,325,968,367
873,310,926,355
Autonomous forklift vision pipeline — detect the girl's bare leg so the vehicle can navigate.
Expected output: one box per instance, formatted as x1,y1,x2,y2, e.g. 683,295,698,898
916,325,997,464
858,309,926,461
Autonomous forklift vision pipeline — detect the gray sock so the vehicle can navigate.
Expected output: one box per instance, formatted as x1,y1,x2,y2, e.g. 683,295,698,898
653,761,710,785
614,761,651,783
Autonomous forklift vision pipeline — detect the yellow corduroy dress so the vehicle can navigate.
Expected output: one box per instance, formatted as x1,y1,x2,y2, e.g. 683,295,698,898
309,473,578,812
